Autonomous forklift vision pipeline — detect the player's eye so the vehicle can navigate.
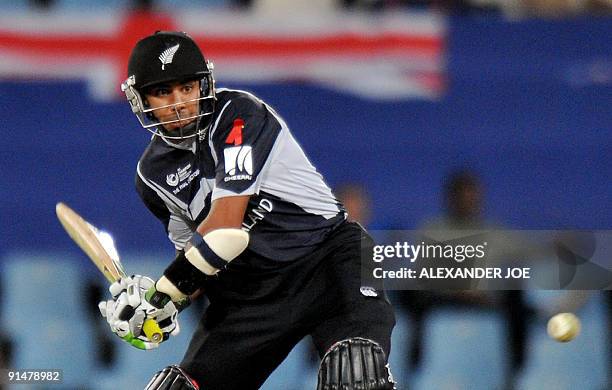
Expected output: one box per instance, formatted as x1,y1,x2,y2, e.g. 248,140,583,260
151,87,170,97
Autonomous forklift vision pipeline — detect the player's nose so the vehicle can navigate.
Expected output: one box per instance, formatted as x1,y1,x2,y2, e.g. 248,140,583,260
171,89,186,107
170,90,189,119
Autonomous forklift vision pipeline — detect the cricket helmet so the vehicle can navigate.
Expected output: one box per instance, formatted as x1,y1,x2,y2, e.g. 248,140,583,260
121,31,216,140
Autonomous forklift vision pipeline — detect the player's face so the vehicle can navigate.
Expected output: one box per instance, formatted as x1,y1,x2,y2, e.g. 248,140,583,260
144,80,200,131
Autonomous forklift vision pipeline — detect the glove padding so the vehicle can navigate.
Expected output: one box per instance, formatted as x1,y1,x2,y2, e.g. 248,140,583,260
98,275,179,350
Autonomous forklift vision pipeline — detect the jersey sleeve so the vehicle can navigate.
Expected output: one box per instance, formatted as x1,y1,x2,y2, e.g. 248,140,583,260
209,93,282,201
136,173,170,227
135,173,193,250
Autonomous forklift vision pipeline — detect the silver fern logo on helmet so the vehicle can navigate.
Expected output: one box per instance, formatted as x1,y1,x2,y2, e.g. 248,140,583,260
159,44,179,70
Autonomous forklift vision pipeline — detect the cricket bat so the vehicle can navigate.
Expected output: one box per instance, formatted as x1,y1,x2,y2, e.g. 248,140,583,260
55,202,163,343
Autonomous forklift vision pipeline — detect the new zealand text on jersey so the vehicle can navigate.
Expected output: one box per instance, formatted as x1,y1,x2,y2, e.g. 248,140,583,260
242,198,273,232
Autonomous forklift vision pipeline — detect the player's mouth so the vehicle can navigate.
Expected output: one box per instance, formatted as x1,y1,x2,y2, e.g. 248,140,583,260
164,115,196,130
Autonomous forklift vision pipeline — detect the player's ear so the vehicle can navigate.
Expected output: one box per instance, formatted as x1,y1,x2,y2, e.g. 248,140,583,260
140,87,152,107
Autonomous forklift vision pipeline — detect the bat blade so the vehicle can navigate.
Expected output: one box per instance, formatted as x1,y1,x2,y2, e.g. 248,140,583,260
55,202,125,283
55,202,163,343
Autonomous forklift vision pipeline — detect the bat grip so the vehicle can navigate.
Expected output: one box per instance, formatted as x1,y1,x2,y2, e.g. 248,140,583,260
143,318,163,343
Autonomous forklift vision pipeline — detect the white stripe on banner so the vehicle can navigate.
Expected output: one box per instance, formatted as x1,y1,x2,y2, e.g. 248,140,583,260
0,10,446,101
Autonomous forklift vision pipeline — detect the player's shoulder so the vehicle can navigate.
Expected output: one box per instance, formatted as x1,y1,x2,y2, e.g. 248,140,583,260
137,136,176,178
215,88,266,116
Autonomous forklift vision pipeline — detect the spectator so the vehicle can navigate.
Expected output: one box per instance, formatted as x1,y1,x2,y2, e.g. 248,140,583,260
393,169,532,390
335,183,372,227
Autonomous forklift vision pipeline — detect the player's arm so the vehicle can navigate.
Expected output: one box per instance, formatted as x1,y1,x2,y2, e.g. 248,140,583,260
152,196,250,304
118,196,250,348
195,195,250,235
136,172,195,250
152,94,275,304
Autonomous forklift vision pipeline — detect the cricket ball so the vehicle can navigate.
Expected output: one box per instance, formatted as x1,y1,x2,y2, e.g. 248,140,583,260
547,312,581,342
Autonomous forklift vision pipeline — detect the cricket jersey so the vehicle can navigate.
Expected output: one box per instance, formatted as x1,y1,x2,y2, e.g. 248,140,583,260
135,88,346,261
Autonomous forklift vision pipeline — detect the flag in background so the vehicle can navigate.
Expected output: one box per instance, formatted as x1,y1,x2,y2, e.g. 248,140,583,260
0,10,446,101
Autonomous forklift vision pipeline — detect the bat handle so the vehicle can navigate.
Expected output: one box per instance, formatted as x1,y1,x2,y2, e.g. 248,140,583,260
143,318,163,343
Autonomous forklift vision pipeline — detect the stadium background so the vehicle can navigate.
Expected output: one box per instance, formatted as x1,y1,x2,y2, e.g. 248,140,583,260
0,1,609,389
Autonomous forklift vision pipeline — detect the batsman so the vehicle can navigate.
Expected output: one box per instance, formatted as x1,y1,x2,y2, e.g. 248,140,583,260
99,31,396,390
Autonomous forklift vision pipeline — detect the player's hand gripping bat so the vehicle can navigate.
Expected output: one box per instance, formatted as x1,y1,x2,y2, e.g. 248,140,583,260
55,202,163,343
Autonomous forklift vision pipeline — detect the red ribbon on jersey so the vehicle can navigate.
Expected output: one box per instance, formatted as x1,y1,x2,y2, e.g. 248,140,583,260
226,118,244,145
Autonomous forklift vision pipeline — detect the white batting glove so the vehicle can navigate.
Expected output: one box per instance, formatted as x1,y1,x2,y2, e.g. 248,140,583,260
143,284,181,337
99,275,156,350
98,275,179,350
99,298,158,350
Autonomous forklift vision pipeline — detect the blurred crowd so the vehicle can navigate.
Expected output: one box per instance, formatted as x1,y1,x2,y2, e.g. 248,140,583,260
25,0,612,17
2,2,609,389
335,171,611,389
342,0,612,16
0,170,608,389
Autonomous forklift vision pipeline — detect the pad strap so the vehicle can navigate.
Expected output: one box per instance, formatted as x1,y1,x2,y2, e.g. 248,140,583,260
164,229,249,294
188,234,228,271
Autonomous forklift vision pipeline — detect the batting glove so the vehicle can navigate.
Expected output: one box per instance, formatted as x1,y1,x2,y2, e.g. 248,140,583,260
98,275,179,350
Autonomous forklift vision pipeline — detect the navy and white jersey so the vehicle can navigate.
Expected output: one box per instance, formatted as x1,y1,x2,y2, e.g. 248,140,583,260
135,88,346,261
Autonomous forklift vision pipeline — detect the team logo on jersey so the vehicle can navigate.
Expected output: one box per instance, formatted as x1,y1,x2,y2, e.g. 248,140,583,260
226,119,244,145
166,163,200,194
360,286,378,297
224,146,253,182
166,173,179,186
159,44,180,70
